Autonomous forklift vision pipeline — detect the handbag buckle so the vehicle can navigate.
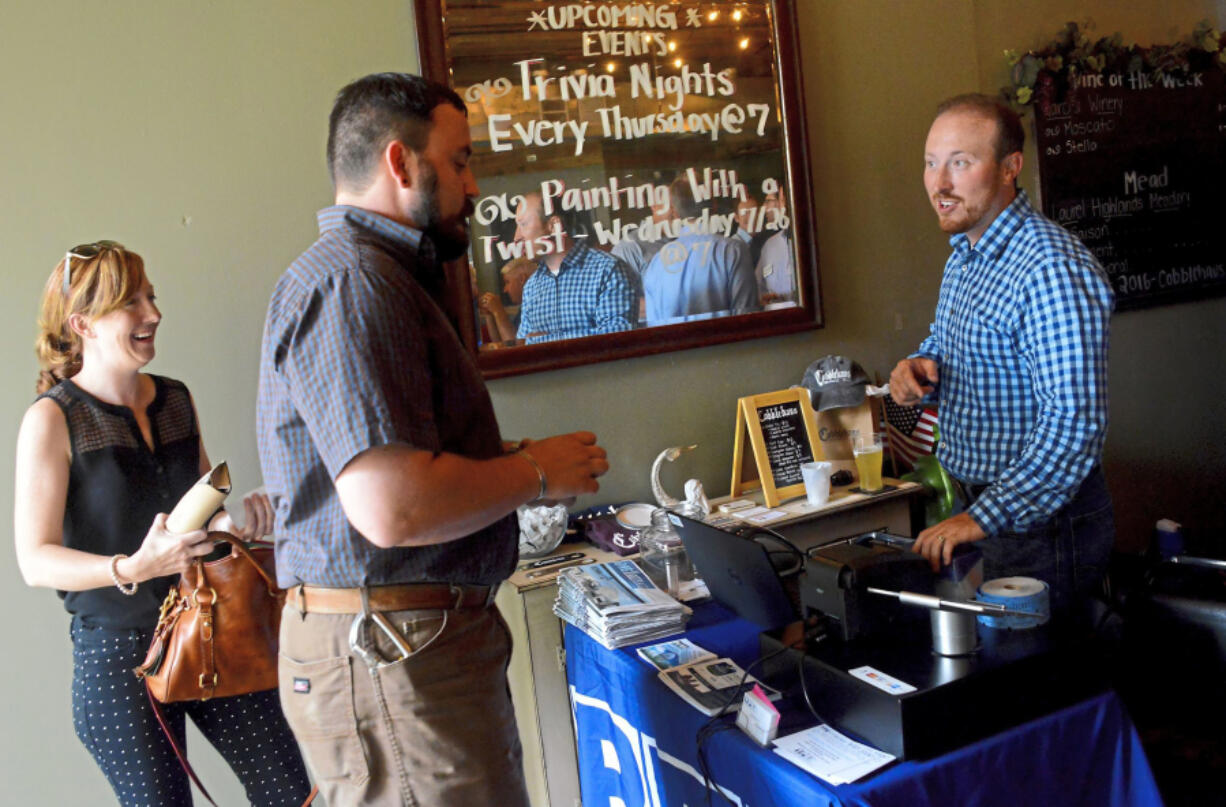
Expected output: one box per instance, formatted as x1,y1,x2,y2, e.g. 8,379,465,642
189,586,218,609
199,673,218,689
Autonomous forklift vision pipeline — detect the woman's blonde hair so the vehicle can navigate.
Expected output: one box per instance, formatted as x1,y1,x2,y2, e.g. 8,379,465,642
35,244,147,394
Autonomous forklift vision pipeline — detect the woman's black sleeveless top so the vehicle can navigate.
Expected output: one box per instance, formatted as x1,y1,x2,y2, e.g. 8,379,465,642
39,376,201,629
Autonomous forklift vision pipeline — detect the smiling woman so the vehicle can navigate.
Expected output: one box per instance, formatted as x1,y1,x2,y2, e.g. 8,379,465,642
14,243,312,805
414,0,823,377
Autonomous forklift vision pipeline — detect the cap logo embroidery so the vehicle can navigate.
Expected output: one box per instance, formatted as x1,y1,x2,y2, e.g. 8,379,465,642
814,368,852,385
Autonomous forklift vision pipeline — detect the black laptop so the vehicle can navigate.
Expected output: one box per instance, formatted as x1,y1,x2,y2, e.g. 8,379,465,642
672,514,797,630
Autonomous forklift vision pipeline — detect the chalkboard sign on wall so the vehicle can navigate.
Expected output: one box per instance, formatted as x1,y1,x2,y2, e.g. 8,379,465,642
1033,69,1225,310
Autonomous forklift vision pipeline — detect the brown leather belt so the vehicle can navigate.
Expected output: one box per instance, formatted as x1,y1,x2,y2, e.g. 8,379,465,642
287,583,494,614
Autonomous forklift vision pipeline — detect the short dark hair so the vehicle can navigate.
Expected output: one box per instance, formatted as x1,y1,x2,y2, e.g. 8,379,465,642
669,175,706,219
935,93,1024,162
327,72,466,191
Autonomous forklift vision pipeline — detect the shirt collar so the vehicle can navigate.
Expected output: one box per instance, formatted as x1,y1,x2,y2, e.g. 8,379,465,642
542,239,590,276
948,189,1033,260
317,205,438,268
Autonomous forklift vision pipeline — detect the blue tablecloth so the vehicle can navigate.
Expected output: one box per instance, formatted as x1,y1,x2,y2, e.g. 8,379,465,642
565,603,1163,807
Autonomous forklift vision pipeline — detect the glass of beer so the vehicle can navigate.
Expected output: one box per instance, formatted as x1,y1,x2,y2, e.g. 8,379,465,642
852,431,884,492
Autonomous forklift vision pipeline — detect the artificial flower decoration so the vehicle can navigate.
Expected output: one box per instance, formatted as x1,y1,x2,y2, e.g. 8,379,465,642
1003,20,1225,111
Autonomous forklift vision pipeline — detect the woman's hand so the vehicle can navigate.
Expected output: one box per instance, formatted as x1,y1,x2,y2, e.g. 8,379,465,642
123,513,214,582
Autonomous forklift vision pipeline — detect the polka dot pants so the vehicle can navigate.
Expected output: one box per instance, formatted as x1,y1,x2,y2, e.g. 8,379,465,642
70,618,312,806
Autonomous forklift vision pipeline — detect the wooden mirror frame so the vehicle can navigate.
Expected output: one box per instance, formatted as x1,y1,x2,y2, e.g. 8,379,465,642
414,0,821,379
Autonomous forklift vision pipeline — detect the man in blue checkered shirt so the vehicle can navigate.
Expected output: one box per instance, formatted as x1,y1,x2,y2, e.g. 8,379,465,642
890,94,1114,623
514,192,639,343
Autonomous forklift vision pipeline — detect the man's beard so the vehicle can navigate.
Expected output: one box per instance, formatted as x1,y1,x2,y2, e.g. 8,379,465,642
428,220,471,262
932,195,976,235
414,162,472,262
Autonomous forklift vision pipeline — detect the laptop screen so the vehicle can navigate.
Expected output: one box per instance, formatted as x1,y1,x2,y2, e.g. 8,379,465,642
672,514,797,630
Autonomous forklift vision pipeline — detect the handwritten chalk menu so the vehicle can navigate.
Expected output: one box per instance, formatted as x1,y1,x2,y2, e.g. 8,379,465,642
730,388,822,506
1033,69,1226,310
431,0,814,346
756,401,812,487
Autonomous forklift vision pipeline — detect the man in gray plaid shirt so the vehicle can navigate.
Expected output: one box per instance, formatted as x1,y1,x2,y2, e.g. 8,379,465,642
258,72,610,806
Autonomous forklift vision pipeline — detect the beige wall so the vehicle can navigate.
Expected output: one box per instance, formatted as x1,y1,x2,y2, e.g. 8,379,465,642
1,1,1221,801
0,1,420,801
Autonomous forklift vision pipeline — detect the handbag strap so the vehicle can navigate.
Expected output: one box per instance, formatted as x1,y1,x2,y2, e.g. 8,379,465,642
206,532,280,595
192,558,219,700
146,686,219,807
146,684,319,806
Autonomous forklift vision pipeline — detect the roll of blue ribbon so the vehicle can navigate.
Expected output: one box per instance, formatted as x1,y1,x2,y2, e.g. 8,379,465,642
976,577,1050,629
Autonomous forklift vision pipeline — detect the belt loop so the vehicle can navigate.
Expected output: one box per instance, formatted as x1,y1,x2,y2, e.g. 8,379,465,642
485,583,499,608
293,584,307,618
952,478,974,507
449,584,463,610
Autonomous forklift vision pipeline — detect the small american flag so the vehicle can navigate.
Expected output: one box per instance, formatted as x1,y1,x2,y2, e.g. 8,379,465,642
883,398,938,472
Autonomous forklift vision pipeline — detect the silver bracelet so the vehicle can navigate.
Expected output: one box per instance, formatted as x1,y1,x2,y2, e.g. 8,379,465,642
109,554,138,596
516,451,548,504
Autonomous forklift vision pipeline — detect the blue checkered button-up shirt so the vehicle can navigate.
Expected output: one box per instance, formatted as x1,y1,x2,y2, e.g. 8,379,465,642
517,240,639,343
257,206,517,588
915,190,1113,536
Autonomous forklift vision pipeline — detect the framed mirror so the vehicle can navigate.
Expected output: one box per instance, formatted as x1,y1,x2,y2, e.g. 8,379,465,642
415,0,821,378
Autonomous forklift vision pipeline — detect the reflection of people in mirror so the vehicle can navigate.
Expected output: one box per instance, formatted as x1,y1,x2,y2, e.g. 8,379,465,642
477,257,534,346
514,191,640,343
754,187,797,306
612,187,675,325
611,191,674,277
733,187,765,264
642,175,759,326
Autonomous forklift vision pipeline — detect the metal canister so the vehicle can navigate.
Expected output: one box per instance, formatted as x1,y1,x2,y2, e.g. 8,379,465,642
930,608,979,656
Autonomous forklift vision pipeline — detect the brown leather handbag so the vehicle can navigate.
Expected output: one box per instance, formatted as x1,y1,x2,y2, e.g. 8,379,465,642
135,532,283,701
133,533,318,807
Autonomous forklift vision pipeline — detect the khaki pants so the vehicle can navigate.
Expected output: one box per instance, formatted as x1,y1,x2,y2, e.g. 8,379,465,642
278,602,529,807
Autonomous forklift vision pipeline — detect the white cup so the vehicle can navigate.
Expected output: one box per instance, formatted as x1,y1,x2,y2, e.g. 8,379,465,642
800,461,833,507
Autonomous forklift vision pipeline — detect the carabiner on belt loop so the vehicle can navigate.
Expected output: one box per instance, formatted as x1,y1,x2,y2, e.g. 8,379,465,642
348,587,414,669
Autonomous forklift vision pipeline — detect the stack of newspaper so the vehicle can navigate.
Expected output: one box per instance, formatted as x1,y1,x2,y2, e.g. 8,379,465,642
554,560,691,649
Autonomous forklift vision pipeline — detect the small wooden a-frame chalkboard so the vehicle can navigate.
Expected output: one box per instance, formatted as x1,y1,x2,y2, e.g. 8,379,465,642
730,388,824,507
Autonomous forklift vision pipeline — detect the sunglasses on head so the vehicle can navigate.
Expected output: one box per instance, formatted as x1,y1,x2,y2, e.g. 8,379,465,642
63,240,124,297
